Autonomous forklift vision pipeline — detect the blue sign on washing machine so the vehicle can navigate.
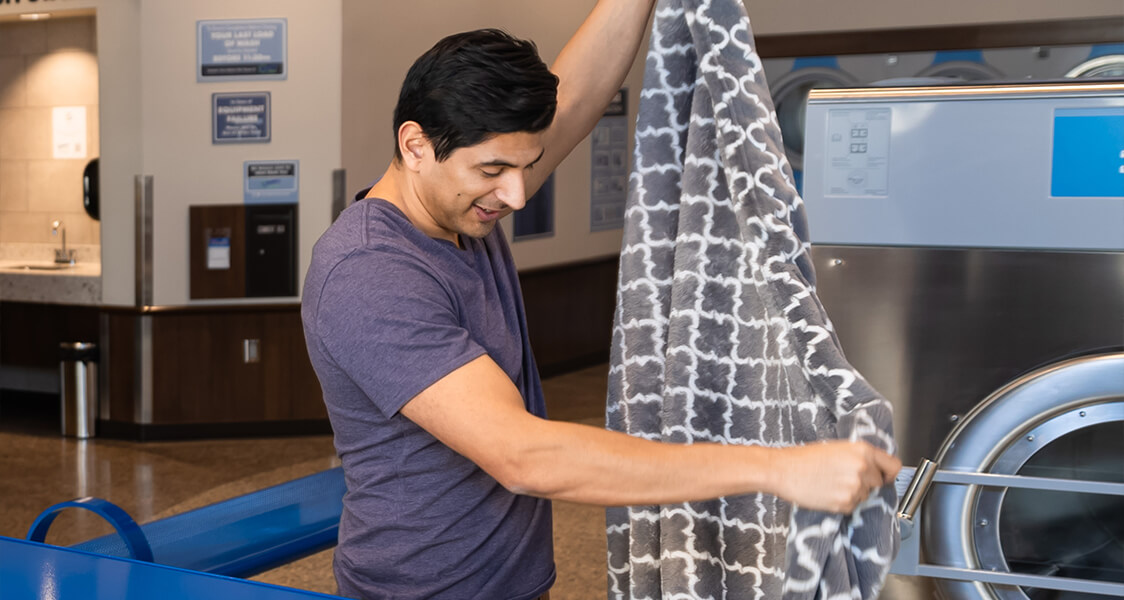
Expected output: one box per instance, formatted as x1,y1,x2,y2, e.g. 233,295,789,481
1051,108,1124,198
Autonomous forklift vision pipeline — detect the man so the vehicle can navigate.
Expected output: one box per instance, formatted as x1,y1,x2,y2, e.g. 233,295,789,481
301,2,901,598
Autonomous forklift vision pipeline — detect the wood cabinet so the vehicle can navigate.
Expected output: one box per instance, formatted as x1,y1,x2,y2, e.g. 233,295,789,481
103,305,328,439
148,309,324,424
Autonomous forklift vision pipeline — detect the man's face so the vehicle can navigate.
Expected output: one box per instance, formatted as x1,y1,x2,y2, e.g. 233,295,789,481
415,131,545,244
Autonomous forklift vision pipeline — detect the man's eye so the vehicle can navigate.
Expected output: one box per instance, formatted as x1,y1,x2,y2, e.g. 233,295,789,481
481,170,501,178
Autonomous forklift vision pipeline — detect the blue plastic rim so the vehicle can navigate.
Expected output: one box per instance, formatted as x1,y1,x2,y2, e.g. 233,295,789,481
27,497,154,563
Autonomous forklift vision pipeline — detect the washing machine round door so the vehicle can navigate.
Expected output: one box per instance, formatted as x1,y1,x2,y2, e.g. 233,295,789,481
915,61,1004,81
771,67,858,171
923,352,1124,600
1065,55,1124,78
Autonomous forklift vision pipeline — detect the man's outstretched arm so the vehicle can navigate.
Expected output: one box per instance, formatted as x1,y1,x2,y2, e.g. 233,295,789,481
401,354,900,512
527,0,657,195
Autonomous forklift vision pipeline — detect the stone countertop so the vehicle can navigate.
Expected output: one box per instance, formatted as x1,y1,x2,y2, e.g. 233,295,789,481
0,260,102,305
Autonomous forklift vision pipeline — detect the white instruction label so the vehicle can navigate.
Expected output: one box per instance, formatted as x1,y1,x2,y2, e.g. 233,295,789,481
52,106,87,159
207,235,231,270
825,108,891,197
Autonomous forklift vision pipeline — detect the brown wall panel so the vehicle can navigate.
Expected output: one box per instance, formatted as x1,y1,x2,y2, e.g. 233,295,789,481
189,205,246,300
0,302,99,368
105,312,137,422
267,311,327,421
519,257,619,378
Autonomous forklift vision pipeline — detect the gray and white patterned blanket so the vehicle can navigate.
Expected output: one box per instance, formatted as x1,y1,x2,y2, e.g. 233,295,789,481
605,0,899,598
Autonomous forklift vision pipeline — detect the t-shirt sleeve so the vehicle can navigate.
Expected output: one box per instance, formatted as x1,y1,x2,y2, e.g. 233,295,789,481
310,249,486,418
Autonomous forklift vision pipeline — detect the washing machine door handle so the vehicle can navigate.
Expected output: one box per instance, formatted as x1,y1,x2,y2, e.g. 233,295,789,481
895,462,1124,539
896,458,939,527
926,469,1124,497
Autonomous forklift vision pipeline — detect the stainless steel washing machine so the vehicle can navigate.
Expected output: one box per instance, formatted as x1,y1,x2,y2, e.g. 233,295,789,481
764,42,1123,194
801,80,1124,599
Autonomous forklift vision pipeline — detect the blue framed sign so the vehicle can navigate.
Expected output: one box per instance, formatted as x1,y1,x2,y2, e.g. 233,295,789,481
244,160,299,205
514,174,555,241
197,19,287,81
212,92,270,144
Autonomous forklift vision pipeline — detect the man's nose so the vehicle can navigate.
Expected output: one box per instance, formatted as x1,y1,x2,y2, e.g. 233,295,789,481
495,172,527,210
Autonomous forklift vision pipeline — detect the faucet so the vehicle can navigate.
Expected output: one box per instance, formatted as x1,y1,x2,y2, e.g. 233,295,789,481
51,220,76,265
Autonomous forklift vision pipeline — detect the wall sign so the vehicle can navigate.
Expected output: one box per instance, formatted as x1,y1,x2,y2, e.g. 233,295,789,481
197,18,287,81
206,228,231,270
590,89,629,232
213,92,271,143
244,160,298,205
52,106,86,159
514,174,555,241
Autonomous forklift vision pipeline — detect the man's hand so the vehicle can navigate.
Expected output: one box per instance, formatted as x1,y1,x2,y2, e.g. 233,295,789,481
770,441,901,514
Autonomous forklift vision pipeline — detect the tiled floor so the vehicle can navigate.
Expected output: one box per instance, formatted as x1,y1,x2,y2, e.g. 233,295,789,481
0,363,612,599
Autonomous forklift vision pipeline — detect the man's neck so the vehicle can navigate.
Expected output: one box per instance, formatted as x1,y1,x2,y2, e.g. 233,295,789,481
367,163,460,247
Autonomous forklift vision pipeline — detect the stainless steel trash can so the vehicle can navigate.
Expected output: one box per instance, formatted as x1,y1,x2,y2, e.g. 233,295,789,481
60,342,98,439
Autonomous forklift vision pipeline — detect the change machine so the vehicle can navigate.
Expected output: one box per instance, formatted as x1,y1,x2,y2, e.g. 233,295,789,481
801,80,1124,599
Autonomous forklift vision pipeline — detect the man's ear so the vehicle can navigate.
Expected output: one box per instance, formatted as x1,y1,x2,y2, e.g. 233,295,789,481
398,121,429,170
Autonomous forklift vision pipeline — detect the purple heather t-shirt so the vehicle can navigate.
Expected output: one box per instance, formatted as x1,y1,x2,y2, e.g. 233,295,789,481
301,196,554,600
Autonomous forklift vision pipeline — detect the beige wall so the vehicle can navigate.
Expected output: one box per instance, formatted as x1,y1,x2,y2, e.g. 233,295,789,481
137,0,342,306
342,0,642,271
341,0,1123,270
0,16,99,253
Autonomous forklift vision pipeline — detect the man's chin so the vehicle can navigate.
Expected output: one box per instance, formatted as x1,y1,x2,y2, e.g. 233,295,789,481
457,224,496,241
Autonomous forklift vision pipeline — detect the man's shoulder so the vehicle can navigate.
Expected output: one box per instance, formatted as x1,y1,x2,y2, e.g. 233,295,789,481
313,199,428,266
304,200,442,309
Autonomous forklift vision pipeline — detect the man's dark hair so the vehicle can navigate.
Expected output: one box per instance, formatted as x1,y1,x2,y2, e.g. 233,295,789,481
393,29,559,162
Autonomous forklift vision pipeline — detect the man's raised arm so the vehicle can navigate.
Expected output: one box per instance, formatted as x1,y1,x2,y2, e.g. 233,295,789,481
527,0,656,194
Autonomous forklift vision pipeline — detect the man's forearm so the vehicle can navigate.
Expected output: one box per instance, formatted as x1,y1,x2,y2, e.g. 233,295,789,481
400,355,898,514
505,419,779,506
501,416,897,513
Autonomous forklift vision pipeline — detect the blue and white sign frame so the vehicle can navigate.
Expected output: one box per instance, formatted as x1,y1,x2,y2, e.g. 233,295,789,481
244,160,299,205
197,18,287,82
213,92,271,144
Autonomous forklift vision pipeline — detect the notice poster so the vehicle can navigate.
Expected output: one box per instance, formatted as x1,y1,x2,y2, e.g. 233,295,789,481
590,89,628,232
52,106,87,159
213,92,271,143
198,19,287,81
244,160,299,205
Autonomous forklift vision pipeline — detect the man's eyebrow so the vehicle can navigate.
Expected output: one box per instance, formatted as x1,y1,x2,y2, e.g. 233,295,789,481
478,148,546,169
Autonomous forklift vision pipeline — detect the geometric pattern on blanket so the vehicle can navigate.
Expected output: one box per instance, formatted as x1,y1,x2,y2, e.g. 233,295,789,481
605,0,899,598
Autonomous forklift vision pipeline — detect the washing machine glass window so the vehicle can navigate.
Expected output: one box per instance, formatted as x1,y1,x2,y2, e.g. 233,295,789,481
971,402,1124,600
915,60,1005,81
1065,55,1124,78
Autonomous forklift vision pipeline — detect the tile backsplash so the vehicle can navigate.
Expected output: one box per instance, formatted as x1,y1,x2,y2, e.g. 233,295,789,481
0,16,99,257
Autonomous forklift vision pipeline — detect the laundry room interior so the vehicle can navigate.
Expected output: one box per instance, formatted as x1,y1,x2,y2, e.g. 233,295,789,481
0,0,1121,598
